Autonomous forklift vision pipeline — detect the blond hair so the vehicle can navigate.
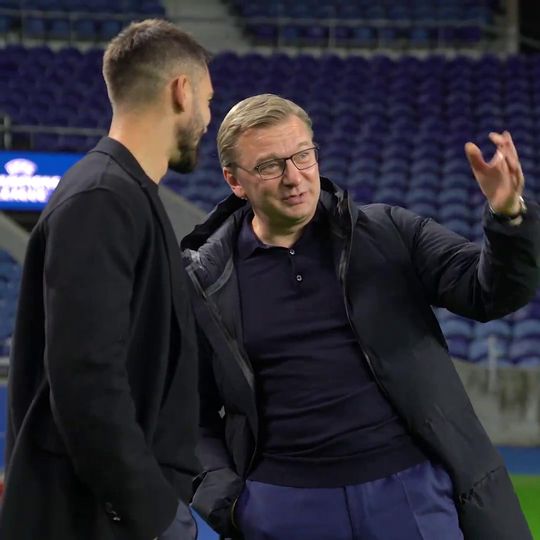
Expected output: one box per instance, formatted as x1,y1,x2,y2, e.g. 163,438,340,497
217,94,313,167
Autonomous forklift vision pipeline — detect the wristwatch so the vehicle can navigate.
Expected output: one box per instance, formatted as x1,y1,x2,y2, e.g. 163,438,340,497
489,196,527,225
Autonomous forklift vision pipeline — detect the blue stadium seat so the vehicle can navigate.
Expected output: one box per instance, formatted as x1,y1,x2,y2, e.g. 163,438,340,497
380,157,409,175
99,19,123,41
372,187,406,205
379,173,408,189
438,203,471,222
438,187,470,205
23,17,47,39
440,317,474,339
73,19,96,40
405,187,437,205
410,158,440,176
468,337,508,364
509,338,540,365
49,18,71,40
348,158,379,177
408,202,438,219
441,219,472,238
474,319,512,340
513,319,540,340
409,174,440,190
349,27,377,48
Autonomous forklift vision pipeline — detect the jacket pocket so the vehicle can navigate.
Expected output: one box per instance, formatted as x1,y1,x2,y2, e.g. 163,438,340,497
191,467,244,538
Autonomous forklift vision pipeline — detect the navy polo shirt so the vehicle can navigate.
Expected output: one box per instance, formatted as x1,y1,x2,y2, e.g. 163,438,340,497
235,208,427,488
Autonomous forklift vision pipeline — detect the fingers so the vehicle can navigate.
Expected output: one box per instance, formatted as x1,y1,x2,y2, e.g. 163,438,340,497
489,149,505,168
464,141,486,172
502,131,523,178
465,141,502,174
488,130,521,175
488,131,506,146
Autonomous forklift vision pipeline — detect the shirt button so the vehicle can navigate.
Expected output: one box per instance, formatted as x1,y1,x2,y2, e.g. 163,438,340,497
296,274,303,282
289,249,295,255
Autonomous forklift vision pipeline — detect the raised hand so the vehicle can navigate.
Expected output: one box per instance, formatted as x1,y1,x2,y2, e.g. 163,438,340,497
464,131,524,215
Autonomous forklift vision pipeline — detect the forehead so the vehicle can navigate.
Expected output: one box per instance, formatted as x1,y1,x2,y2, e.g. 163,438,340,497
237,115,312,157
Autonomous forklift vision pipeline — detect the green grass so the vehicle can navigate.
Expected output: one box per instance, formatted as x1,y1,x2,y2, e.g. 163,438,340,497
513,475,540,539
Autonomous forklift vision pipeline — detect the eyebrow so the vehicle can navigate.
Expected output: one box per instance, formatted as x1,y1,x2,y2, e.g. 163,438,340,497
255,141,313,164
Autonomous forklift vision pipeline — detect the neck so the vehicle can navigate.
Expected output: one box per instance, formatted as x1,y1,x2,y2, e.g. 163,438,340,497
252,215,309,248
108,110,170,184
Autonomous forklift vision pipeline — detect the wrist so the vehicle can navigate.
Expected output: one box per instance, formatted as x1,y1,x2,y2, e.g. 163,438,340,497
489,196,524,218
489,196,526,224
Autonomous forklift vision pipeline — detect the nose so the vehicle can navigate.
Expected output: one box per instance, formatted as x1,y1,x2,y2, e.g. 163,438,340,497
282,158,302,186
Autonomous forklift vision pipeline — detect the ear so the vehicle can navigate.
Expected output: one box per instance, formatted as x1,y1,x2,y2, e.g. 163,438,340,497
171,74,191,114
223,167,247,199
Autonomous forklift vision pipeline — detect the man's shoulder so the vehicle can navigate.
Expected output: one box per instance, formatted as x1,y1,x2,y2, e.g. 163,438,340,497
62,150,142,195
43,151,149,217
351,202,425,246
357,202,415,225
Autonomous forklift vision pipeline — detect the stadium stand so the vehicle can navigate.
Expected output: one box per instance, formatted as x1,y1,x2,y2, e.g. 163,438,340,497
1,45,540,365
226,0,501,48
0,2,538,536
0,0,165,42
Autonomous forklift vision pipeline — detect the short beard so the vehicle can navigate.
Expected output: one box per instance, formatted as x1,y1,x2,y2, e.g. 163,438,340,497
168,122,202,174
169,140,199,173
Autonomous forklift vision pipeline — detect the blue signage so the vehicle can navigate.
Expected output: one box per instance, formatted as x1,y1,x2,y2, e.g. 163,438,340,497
0,151,83,210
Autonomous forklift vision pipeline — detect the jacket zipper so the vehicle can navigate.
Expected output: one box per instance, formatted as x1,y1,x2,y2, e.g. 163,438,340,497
206,297,259,476
339,203,391,400
187,262,259,477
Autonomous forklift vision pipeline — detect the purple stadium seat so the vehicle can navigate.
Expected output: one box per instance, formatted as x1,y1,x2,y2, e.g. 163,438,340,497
513,319,540,340
509,338,540,365
468,337,509,364
474,319,512,340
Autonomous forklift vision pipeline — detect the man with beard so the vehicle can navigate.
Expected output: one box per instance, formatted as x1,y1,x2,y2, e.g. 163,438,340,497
0,19,212,540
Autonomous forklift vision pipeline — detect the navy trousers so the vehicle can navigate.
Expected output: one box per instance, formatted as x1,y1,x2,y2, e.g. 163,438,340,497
234,461,463,540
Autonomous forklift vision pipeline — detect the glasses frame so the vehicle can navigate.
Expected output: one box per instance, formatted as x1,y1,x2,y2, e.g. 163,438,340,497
230,145,319,181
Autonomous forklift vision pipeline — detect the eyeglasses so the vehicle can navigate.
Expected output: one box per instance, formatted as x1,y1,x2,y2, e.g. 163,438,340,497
231,146,319,181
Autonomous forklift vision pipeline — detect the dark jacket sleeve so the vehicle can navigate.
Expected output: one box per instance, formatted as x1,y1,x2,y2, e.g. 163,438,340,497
390,200,540,321
43,188,177,540
191,330,244,539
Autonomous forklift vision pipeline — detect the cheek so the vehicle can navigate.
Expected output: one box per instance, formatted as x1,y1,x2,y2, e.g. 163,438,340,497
247,185,272,204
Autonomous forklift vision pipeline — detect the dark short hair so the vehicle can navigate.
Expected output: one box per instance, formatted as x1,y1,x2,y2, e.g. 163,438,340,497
103,19,211,108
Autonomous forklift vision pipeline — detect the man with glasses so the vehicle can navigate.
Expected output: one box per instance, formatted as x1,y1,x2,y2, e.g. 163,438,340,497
182,94,537,540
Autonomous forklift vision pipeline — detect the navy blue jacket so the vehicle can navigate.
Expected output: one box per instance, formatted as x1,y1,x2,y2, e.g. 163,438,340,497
182,178,539,539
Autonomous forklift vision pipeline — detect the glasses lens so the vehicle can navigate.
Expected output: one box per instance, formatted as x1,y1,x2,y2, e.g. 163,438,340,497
292,148,317,169
257,147,319,180
258,159,285,180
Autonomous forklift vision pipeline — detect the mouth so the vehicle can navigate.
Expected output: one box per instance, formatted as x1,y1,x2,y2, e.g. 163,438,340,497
283,192,306,205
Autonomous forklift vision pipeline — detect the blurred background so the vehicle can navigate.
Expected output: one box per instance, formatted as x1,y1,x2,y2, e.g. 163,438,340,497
0,0,539,537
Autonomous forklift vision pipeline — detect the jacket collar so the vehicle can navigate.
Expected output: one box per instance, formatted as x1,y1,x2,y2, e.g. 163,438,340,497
181,177,358,292
181,176,354,252
90,136,158,192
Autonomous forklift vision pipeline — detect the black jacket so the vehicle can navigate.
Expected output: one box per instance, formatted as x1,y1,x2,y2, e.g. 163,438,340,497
0,138,200,540
182,178,539,540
